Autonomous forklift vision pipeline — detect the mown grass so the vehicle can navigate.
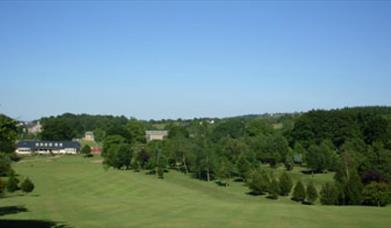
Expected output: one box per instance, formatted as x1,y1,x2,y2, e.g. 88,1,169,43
1,155,390,227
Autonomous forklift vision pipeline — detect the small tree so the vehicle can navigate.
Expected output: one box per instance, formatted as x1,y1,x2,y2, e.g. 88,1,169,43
279,172,293,196
306,182,318,204
81,145,92,156
320,182,339,205
269,178,280,200
157,167,164,179
292,180,306,202
20,178,34,193
6,172,19,192
362,182,391,207
247,169,270,195
0,178,5,197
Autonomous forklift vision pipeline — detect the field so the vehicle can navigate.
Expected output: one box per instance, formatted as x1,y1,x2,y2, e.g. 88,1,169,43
1,156,391,227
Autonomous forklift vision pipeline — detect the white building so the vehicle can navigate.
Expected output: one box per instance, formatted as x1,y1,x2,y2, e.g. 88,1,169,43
15,140,81,155
145,130,168,142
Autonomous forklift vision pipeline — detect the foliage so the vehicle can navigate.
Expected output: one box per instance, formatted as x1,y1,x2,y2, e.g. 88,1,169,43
306,182,318,204
361,182,391,207
306,140,338,173
247,169,270,195
6,172,20,192
0,153,12,176
268,178,280,200
81,145,91,155
20,177,34,193
0,178,5,196
292,181,306,202
320,182,339,205
279,172,293,196
0,114,18,154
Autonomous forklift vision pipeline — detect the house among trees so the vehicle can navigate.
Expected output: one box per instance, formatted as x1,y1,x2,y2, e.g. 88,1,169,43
15,140,81,155
83,131,95,141
145,130,168,142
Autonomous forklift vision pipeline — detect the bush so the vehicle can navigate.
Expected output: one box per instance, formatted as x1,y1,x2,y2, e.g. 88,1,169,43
320,182,339,205
292,180,306,202
20,178,34,193
6,172,19,192
81,145,91,155
268,178,280,200
306,182,318,204
157,167,164,179
247,169,270,195
279,172,293,196
362,182,391,207
0,178,5,196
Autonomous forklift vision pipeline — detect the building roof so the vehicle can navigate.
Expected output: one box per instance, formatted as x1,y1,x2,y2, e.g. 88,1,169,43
16,140,81,150
145,130,168,136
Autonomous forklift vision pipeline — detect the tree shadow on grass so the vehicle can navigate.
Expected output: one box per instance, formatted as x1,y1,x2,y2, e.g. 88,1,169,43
246,191,266,196
0,206,28,216
0,206,68,228
0,219,67,228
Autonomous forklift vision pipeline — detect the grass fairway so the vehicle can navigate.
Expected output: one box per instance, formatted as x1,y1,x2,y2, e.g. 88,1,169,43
1,156,390,227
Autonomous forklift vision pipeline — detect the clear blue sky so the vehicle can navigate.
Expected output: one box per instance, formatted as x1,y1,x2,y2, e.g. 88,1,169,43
1,1,390,120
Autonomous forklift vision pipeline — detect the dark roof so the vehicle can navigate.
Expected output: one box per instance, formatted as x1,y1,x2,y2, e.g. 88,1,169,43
16,140,81,150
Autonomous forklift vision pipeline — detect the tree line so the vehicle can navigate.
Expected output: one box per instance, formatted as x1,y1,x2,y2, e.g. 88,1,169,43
16,106,391,206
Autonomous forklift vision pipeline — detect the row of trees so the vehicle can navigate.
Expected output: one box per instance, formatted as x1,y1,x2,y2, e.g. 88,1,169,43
0,114,35,198
27,107,391,207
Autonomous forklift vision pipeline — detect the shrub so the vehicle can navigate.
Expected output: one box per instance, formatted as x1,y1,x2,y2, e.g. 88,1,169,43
0,178,5,196
320,182,339,205
292,180,306,202
247,169,270,195
157,167,164,179
306,182,318,204
6,172,19,192
268,178,280,200
81,145,91,156
279,172,293,196
362,182,391,207
20,178,34,193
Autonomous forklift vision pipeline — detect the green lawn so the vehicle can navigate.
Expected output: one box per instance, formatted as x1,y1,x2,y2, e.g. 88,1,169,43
1,156,390,227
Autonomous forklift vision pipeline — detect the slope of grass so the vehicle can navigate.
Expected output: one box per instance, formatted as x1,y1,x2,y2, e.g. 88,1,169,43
1,156,390,227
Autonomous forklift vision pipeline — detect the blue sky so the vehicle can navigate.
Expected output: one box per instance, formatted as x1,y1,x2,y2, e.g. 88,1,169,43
1,1,390,120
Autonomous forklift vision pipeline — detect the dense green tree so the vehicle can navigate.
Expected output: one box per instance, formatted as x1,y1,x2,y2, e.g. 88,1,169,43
292,181,306,202
269,178,280,200
6,172,19,192
279,172,293,196
103,138,133,170
362,182,391,207
126,119,146,144
245,118,273,137
306,182,318,204
247,169,270,195
94,128,106,142
320,182,339,205
215,157,234,187
293,143,306,164
284,148,295,170
306,141,338,173
0,114,17,153
236,156,253,181
102,135,126,157
260,134,289,167
0,178,5,196
0,153,12,176
334,151,364,205
81,145,91,156
20,178,34,193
